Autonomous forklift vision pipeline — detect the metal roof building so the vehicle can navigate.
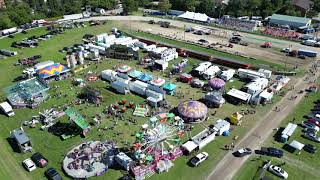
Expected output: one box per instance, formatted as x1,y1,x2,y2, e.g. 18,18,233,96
269,14,311,28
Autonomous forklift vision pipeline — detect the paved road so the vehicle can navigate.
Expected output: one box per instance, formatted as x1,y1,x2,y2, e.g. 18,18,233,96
206,64,319,180
76,16,319,52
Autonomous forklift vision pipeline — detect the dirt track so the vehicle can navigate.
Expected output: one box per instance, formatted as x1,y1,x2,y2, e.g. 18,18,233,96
77,16,319,67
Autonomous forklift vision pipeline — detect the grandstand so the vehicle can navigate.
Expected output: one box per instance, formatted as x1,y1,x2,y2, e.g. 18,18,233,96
217,17,258,32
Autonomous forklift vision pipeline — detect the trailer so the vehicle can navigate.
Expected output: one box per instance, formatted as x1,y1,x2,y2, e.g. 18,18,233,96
129,80,148,96
219,69,235,81
212,119,230,136
101,69,117,82
1,27,18,36
111,81,130,94
0,102,15,117
202,65,221,80
194,62,212,76
237,68,266,80
280,123,297,143
298,49,317,57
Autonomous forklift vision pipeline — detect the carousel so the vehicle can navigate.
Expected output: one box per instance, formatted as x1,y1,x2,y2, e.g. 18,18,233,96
208,78,226,91
177,100,208,123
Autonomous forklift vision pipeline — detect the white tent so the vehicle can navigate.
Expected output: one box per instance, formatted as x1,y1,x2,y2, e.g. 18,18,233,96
289,140,304,151
178,11,211,22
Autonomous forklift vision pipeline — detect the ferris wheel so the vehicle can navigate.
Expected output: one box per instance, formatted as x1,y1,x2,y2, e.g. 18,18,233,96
133,113,185,163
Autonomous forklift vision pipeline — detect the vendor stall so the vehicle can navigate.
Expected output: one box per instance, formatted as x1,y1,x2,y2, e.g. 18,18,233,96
163,83,177,95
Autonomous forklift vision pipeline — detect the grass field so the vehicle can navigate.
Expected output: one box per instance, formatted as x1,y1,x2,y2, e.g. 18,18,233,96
0,22,294,180
234,89,320,180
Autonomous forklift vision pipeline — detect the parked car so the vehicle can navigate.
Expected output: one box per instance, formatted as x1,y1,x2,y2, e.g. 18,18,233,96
303,144,317,153
44,168,62,180
22,158,36,172
301,121,320,131
303,133,320,142
260,147,283,158
190,79,205,88
233,148,252,157
268,165,288,179
31,152,48,168
308,118,320,127
190,152,209,166
303,127,318,134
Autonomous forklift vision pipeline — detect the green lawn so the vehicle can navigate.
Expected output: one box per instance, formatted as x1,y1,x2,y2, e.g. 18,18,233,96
0,22,296,180
234,90,320,180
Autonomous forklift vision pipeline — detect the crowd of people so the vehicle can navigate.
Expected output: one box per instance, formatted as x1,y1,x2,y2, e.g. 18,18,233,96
217,17,257,32
263,27,301,39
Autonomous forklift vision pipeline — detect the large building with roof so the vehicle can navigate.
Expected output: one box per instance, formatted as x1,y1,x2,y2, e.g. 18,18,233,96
269,14,312,29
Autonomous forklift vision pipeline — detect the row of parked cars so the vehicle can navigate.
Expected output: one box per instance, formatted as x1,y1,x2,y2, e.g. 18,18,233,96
22,152,62,180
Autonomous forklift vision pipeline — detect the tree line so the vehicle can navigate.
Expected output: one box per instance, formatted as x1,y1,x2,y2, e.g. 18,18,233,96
0,0,117,30
161,0,320,18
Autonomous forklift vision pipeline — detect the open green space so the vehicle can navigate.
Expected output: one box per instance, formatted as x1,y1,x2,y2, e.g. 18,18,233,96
234,89,320,180
0,22,292,180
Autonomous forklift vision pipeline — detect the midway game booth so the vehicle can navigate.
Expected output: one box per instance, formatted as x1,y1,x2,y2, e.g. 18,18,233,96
37,63,70,80
5,78,50,108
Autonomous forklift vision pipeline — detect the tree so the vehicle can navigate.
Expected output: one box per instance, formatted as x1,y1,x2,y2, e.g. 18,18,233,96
158,0,172,13
197,0,215,17
0,13,14,29
185,0,196,12
122,0,138,14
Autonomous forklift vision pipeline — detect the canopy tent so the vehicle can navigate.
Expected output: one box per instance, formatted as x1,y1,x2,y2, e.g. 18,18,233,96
138,73,153,82
208,78,225,90
150,78,166,86
178,11,211,22
289,140,304,151
178,101,208,120
229,112,243,125
128,70,142,78
117,65,132,73
37,63,69,79
64,108,90,130
163,83,177,91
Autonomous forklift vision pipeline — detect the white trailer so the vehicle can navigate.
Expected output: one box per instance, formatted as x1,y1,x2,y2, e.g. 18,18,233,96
202,65,221,80
245,78,268,95
144,44,157,51
212,119,230,136
115,152,133,171
0,102,15,117
219,69,235,81
227,88,252,104
129,80,148,96
237,68,266,80
191,129,216,149
258,69,272,79
1,27,18,36
194,62,212,76
101,70,117,82
280,123,297,142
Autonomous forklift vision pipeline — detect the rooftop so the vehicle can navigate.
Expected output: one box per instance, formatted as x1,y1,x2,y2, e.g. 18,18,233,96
270,14,311,24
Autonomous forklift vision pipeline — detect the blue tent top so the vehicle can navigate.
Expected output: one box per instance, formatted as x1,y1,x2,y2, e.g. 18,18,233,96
138,73,153,82
128,70,142,78
163,83,177,91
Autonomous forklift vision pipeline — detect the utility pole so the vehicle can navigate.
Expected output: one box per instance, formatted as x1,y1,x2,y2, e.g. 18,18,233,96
184,24,186,41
